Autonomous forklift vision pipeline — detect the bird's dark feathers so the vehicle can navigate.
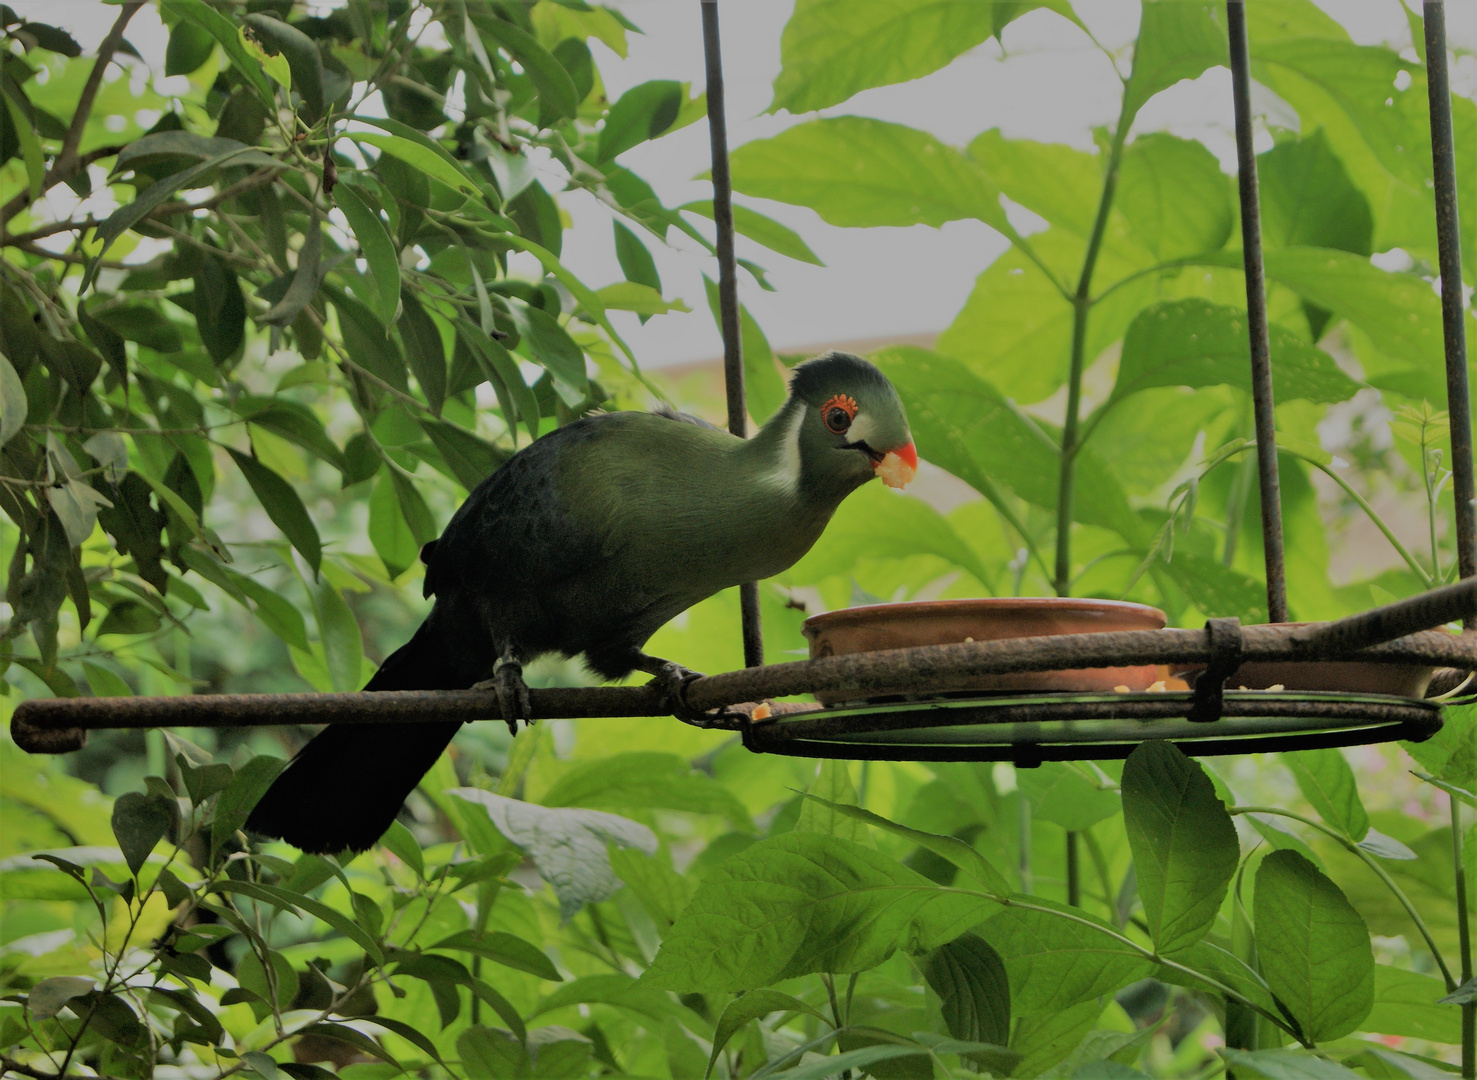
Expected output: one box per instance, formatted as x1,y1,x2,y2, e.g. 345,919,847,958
788,351,895,404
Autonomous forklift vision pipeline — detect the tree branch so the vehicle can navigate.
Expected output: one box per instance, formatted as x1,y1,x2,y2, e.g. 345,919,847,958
0,4,143,227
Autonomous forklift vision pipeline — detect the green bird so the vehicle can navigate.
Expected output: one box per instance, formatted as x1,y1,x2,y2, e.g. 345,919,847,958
247,351,917,853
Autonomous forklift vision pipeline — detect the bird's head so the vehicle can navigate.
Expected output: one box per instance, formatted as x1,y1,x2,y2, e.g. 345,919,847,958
787,352,917,493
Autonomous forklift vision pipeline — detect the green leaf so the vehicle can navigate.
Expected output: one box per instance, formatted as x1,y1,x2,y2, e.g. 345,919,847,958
796,792,1011,896
335,182,400,328
418,418,505,490
165,16,214,76
111,792,176,876
540,752,751,826
512,303,587,391
1283,749,1369,841
389,467,437,546
612,219,661,294
1109,299,1359,405
1364,965,1459,1043
3,84,43,200
599,79,683,161
1017,763,1120,832
431,929,561,982
593,282,688,317
680,200,824,265
94,147,274,272
450,788,656,919
259,211,322,327
1155,550,1269,624
982,900,1153,1014
458,1027,528,1078
1122,741,1239,956
238,400,345,472
212,754,285,856
1254,849,1374,1042
216,880,384,965
1116,133,1233,260
380,819,423,876
297,1022,399,1070
873,346,1144,546
642,831,984,992
0,350,26,448
226,568,310,651
398,289,446,414
456,319,540,443
27,976,96,1020
93,304,183,353
706,990,829,1078
243,13,325,122
226,449,321,573
966,129,1101,239
1154,939,1279,1016
937,230,1148,403
368,469,417,580
730,117,1007,233
177,759,233,808
1220,1050,1363,1080
1197,247,1446,368
795,761,868,843
82,661,132,698
313,576,362,693
1259,130,1372,256
353,132,478,195
923,932,1010,1047
770,0,1004,114
1345,1048,1455,1080
161,0,274,105
1122,1,1228,125
532,972,703,1035
775,1044,930,1080
328,286,407,393
469,11,579,128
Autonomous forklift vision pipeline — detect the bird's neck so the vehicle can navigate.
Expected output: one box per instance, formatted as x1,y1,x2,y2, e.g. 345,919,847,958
740,397,862,512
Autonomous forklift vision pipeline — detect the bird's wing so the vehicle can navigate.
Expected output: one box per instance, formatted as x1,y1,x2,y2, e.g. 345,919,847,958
423,417,610,602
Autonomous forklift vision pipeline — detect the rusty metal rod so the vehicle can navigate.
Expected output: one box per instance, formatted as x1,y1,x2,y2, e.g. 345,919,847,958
1424,1,1476,594
1298,575,1477,655
701,0,763,669
1226,0,1289,623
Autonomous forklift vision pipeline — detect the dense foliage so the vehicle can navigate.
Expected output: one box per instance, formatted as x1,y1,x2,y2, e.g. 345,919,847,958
1,0,1475,1077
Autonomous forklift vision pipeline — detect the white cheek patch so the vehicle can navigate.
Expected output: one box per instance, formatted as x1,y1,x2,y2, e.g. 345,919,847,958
846,411,877,447
760,404,806,495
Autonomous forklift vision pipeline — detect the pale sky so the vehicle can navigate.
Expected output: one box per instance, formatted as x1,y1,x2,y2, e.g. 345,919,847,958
15,0,1477,369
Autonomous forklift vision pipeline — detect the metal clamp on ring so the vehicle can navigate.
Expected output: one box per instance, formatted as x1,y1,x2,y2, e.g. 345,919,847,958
1189,617,1244,723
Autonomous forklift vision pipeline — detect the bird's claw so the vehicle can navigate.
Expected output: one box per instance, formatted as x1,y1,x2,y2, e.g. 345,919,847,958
474,658,533,735
652,661,706,723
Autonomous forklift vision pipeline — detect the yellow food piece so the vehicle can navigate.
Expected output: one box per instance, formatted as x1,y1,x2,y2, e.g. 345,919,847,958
876,450,917,489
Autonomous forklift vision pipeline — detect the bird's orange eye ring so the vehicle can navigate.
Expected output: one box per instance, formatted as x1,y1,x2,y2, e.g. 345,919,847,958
822,394,858,435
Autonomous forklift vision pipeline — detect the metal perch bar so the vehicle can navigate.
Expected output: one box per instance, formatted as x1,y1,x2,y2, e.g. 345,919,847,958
1226,0,1289,624
13,577,1475,753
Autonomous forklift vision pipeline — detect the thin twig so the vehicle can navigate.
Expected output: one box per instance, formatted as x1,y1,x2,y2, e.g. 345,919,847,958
0,5,143,226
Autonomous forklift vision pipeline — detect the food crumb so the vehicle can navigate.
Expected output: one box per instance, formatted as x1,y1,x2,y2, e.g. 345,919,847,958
1148,680,1167,692
876,449,917,489
1113,684,1132,693
1265,684,1285,692
750,702,773,720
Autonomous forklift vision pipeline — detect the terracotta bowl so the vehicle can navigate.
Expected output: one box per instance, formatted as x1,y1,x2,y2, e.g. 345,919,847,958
802,597,1167,704
1175,624,1435,699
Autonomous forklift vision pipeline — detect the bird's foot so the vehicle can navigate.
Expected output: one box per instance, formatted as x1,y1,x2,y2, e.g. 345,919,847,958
649,661,706,724
473,658,532,735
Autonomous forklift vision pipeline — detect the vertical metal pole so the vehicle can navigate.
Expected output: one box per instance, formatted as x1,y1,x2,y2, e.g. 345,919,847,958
1427,9,1475,1069
1226,0,1290,624
701,0,764,668
1425,1,1476,594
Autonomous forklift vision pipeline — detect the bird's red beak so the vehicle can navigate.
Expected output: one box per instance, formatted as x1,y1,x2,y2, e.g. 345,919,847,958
874,440,918,489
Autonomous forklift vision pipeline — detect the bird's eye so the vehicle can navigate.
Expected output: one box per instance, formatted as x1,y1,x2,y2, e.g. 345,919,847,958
821,394,858,435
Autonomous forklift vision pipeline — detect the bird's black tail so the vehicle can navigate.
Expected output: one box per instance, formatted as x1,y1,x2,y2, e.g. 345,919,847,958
245,617,477,854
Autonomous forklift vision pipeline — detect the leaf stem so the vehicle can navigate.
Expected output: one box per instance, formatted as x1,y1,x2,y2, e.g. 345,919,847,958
1453,796,1475,1077
1232,805,1455,990
1055,88,1133,595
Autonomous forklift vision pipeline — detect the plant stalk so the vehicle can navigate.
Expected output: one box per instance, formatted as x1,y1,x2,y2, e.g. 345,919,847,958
1054,92,1133,596
1454,796,1475,1077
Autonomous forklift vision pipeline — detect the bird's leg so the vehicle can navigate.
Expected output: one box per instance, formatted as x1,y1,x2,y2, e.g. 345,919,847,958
631,652,705,720
472,647,532,735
